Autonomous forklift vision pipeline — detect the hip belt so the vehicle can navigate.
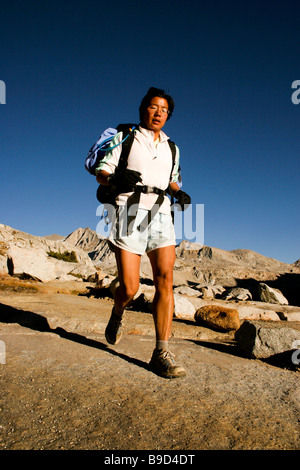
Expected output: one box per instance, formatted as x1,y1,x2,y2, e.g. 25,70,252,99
126,185,167,233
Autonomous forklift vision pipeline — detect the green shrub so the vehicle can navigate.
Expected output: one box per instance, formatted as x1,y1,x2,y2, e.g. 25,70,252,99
47,250,78,263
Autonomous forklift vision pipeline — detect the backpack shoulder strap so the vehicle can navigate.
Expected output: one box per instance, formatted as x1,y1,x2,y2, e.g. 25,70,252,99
167,139,180,224
116,124,137,172
168,139,176,174
116,130,177,175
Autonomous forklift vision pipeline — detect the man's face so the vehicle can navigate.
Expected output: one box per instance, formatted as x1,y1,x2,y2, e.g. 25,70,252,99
142,96,169,135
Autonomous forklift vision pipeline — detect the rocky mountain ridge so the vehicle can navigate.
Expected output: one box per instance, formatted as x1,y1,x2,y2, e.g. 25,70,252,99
63,227,299,305
64,226,299,273
0,223,299,306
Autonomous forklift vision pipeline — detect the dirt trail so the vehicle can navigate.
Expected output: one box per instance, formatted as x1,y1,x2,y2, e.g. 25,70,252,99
0,279,299,451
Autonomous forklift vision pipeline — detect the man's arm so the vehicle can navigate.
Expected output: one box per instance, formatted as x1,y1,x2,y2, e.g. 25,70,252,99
96,168,142,192
169,182,180,194
96,170,111,186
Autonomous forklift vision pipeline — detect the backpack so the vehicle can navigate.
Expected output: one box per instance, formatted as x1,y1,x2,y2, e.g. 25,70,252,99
85,124,178,206
85,123,137,176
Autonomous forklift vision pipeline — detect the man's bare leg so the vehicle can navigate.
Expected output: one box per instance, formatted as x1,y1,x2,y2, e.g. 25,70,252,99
147,245,186,378
105,247,141,345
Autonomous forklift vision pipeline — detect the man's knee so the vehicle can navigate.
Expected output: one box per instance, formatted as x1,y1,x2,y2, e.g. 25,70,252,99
118,282,139,301
155,272,173,292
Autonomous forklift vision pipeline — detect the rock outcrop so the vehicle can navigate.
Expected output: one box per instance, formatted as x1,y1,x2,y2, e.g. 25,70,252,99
235,320,300,361
0,224,96,282
173,294,196,320
258,283,289,305
223,287,252,301
195,305,240,332
64,227,115,269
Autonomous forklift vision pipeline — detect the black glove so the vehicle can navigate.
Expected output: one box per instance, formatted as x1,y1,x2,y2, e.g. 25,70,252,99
175,190,191,210
109,169,142,193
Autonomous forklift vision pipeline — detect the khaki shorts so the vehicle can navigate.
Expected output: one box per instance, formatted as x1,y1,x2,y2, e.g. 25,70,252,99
108,205,176,255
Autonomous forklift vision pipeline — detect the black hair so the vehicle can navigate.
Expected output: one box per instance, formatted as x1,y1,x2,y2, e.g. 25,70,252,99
139,87,175,122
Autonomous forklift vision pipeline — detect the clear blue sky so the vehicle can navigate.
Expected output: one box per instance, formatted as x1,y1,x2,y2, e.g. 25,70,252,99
1,0,299,263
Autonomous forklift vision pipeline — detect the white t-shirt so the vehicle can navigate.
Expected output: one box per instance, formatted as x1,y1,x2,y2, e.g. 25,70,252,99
96,126,180,214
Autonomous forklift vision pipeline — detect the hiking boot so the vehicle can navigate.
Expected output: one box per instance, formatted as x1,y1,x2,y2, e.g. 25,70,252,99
105,308,123,345
149,348,186,379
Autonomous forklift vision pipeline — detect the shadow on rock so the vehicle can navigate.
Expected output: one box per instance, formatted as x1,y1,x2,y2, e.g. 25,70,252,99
187,338,244,358
187,338,300,371
0,302,149,372
235,273,300,306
